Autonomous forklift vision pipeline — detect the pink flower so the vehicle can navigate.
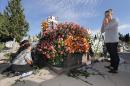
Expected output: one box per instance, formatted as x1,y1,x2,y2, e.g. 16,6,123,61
60,51,64,54
58,45,61,48
46,54,50,58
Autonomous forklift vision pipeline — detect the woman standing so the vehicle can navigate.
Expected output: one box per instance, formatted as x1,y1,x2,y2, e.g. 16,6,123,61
101,9,120,73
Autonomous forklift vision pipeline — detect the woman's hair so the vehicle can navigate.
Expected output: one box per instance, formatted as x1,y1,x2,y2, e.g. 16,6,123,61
17,40,31,54
20,40,29,46
22,43,31,50
105,9,112,16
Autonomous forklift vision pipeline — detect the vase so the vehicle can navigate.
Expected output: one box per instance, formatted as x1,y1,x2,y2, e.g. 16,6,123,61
63,53,83,68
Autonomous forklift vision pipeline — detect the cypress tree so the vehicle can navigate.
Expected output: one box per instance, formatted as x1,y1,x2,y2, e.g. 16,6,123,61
3,0,29,42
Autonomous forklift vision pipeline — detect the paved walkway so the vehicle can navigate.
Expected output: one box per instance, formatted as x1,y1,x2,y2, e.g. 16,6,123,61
0,60,130,86
0,51,130,86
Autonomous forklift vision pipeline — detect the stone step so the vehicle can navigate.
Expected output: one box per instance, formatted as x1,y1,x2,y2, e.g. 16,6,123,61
119,52,130,63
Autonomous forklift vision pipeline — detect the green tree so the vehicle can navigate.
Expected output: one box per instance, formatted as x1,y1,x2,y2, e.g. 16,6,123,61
0,13,10,38
3,0,29,42
119,32,124,41
124,33,130,43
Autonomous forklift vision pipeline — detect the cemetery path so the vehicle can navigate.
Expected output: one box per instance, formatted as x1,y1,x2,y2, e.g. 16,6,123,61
0,51,130,86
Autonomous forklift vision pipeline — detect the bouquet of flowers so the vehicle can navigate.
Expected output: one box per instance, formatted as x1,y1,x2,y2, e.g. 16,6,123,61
36,22,90,66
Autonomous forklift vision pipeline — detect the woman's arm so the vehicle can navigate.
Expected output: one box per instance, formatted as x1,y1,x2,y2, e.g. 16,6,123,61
25,59,33,65
101,18,109,33
24,52,33,65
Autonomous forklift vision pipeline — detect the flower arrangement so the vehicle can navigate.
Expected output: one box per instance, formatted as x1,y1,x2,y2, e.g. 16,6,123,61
36,22,90,66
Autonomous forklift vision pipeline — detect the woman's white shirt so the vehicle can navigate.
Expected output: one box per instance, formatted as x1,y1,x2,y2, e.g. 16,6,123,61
12,49,32,65
104,18,119,43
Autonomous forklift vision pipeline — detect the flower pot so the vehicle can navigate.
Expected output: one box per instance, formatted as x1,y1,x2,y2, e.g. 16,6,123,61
63,53,83,68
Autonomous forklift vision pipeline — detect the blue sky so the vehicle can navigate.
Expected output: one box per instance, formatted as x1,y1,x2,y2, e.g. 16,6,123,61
0,0,130,36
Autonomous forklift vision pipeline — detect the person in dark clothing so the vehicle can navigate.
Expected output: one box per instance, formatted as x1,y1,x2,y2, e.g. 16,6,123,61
102,44,108,59
101,9,120,73
2,40,33,76
10,40,30,62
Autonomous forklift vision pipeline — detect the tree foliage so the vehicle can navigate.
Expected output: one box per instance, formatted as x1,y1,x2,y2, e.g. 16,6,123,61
0,0,29,42
124,33,129,43
119,33,130,43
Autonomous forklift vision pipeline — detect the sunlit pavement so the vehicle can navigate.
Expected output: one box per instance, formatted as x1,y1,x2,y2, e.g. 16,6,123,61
0,51,130,86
